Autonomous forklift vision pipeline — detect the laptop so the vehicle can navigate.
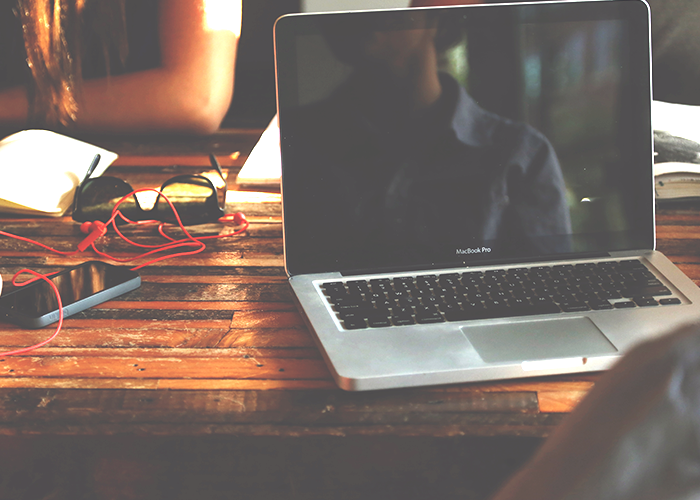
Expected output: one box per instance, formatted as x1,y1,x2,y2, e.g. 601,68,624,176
274,0,700,391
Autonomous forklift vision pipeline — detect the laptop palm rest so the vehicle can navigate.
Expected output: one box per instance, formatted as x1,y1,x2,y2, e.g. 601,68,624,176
461,317,617,364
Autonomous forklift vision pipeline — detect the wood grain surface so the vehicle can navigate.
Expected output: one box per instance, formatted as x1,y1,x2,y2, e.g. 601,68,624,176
1,131,699,441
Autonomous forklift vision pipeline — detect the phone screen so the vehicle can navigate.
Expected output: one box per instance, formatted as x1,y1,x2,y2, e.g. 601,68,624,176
0,261,140,327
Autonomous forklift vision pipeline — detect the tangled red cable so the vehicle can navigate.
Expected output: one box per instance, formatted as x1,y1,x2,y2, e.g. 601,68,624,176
0,187,249,357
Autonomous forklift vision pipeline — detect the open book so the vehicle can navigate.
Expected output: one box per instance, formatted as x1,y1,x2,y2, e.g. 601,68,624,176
0,130,117,216
654,162,700,201
653,101,700,202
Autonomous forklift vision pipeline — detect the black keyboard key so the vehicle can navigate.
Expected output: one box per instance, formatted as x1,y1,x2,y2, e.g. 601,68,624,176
660,298,681,305
343,317,367,329
397,296,420,307
392,306,413,316
465,292,487,302
367,314,392,328
422,295,442,306
322,281,345,291
387,289,408,299
365,291,384,301
620,285,672,298
439,274,461,287
439,302,462,313
332,294,364,306
560,302,591,313
634,297,659,307
589,300,614,310
444,304,484,322
415,311,445,324
392,316,415,326
511,301,561,317
393,276,415,286
614,301,637,309
415,304,438,314
335,301,373,315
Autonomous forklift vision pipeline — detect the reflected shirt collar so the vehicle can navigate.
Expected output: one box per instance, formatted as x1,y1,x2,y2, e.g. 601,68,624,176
442,74,501,148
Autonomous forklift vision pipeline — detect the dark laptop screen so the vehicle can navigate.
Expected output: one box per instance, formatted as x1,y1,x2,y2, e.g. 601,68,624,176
275,0,653,276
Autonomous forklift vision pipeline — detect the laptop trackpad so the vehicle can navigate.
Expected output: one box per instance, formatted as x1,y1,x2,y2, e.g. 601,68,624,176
461,317,617,364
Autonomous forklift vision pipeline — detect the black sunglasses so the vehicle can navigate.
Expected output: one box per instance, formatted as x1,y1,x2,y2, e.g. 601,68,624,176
72,154,227,225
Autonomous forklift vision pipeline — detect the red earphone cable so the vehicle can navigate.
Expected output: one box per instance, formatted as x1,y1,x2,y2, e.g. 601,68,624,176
0,270,64,357
0,187,248,355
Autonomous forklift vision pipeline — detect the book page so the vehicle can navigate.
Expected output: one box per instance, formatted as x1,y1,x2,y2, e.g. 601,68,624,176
653,100,700,144
0,130,117,216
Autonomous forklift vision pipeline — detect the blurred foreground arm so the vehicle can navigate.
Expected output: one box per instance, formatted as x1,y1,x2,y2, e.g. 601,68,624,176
492,323,700,500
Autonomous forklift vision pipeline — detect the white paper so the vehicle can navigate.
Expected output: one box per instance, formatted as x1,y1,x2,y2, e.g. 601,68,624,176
652,100,700,144
0,130,117,216
654,161,700,177
236,116,281,188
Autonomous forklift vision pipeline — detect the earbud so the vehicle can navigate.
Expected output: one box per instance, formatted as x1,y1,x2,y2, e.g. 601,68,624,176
78,220,107,251
80,220,106,234
219,212,248,225
232,212,247,225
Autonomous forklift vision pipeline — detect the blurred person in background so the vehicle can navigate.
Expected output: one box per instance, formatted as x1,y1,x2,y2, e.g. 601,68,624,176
411,0,700,105
0,0,241,135
646,0,700,105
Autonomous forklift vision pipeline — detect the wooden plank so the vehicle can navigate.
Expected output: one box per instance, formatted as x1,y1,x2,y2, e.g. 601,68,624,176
0,356,331,380
229,310,305,329
0,421,561,438
655,226,700,239
0,326,235,349
220,328,317,348
0,347,322,359
0,388,562,437
0,253,286,271
90,300,292,311
537,390,590,413
0,378,336,391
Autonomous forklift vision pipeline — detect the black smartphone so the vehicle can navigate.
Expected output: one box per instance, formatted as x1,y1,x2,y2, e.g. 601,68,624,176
0,261,141,329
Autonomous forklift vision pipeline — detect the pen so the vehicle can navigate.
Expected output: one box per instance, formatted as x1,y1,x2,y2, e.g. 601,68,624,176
81,154,102,184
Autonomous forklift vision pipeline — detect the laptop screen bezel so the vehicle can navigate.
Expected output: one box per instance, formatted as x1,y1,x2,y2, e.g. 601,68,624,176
275,0,654,277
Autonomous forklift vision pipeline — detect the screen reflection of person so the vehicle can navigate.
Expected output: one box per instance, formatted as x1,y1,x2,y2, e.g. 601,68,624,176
283,11,571,271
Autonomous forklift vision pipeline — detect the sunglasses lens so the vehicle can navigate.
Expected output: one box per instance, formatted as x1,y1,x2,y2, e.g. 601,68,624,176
73,178,142,222
156,177,220,224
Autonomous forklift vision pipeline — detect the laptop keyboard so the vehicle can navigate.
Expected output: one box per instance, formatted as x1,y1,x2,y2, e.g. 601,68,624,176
320,260,681,330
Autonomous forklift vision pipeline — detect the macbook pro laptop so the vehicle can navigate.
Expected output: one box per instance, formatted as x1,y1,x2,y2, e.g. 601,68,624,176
274,0,700,391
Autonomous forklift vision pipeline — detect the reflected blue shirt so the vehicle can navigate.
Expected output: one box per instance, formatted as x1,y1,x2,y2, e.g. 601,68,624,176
283,72,573,271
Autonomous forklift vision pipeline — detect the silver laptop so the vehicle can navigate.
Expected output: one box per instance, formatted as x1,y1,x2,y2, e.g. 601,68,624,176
274,0,700,391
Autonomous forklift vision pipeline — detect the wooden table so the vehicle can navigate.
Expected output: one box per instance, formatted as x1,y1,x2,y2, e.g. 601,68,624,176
1,129,699,499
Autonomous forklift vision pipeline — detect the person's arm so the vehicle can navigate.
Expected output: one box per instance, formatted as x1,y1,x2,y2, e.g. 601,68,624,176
0,87,29,127
0,0,241,135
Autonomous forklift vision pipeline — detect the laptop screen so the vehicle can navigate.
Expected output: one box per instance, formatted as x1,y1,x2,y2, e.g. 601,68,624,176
276,0,653,276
